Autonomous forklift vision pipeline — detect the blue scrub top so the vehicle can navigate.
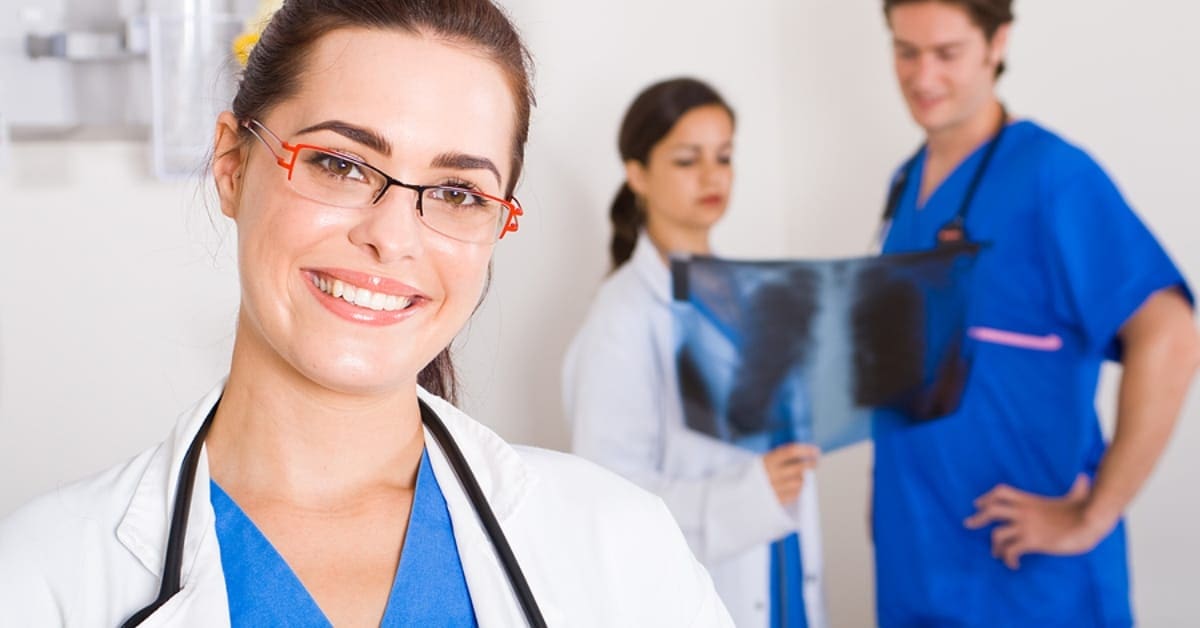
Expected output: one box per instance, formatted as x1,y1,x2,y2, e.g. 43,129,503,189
211,449,479,627
874,120,1190,628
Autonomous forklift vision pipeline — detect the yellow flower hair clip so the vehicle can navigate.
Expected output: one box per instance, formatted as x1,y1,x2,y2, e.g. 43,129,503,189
234,0,285,67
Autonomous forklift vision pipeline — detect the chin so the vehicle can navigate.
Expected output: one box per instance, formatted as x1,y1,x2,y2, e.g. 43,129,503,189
694,205,728,225
909,109,941,132
291,344,430,398
907,100,951,132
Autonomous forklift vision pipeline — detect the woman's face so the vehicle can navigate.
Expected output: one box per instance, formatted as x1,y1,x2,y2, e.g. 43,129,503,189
627,105,734,238
213,27,517,396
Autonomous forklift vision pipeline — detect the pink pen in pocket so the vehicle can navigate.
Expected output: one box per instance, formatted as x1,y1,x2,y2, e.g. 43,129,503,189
967,326,1063,351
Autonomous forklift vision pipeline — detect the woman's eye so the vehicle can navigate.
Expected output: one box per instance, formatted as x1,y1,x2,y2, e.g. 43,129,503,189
673,160,697,167
432,187,486,207
315,154,367,181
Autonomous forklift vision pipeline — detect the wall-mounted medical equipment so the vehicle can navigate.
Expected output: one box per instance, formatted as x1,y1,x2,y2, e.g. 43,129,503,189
0,0,254,179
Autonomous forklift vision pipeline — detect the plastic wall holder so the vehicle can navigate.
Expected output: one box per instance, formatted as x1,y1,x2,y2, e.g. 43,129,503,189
147,13,243,179
0,113,10,175
0,0,251,179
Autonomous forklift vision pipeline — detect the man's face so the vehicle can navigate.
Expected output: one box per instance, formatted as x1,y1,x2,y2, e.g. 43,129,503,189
889,2,1009,135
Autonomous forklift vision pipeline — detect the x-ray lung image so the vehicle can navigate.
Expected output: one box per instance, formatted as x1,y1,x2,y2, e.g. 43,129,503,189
671,243,981,453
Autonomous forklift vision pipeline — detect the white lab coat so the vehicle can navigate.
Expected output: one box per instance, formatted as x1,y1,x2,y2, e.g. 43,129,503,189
0,381,734,627
562,233,828,628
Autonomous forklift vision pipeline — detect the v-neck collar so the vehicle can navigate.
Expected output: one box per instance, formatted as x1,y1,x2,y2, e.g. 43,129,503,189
210,478,332,626
912,118,1024,212
210,449,476,626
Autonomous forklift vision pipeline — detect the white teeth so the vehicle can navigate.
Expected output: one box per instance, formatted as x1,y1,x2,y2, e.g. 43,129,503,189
313,274,414,312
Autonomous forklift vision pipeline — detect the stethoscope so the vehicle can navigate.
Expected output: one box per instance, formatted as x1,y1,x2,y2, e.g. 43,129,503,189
122,397,548,628
878,107,1010,247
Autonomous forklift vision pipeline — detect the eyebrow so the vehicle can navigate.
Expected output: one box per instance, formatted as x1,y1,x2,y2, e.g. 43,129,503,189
295,120,392,156
667,142,734,152
893,37,969,51
294,120,503,187
431,152,503,187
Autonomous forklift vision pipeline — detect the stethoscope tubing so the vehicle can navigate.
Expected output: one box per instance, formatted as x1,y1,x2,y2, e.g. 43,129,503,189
122,396,547,628
879,108,1010,247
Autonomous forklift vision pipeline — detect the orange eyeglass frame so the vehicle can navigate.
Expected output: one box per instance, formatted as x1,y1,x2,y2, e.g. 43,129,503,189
241,118,523,240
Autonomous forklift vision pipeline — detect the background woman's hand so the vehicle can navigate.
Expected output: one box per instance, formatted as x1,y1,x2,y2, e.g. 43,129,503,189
762,443,820,506
964,474,1114,569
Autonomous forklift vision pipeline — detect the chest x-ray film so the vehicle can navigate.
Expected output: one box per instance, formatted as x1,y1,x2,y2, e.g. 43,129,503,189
670,243,981,453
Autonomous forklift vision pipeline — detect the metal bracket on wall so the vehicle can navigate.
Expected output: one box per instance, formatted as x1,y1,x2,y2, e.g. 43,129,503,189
25,19,149,62
2,0,252,177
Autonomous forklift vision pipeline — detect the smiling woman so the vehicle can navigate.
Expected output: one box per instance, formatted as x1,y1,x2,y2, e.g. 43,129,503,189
0,2,733,627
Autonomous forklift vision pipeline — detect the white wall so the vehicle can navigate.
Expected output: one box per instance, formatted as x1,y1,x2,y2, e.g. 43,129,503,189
1,1,1196,626
0,142,239,502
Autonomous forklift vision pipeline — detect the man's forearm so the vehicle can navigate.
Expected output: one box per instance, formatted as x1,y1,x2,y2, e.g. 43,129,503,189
1084,290,1199,531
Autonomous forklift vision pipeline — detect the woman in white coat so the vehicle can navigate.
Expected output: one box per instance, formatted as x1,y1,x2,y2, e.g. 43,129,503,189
563,78,828,628
0,2,732,626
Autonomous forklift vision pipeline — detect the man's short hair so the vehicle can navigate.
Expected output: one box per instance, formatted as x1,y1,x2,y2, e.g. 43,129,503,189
883,0,1015,77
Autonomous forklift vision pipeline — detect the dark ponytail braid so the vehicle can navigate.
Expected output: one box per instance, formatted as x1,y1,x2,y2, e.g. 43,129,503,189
609,183,644,268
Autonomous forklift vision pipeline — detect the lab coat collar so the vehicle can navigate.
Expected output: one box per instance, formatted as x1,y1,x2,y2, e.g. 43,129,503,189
416,388,534,525
114,380,555,626
631,231,673,305
417,390,565,626
116,381,224,582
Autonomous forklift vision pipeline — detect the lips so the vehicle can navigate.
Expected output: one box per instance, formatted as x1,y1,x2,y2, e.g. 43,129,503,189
911,94,945,111
302,268,426,325
698,194,725,206
311,274,414,312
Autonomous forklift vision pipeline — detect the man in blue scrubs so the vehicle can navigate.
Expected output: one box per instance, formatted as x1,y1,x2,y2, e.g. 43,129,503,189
873,1,1200,626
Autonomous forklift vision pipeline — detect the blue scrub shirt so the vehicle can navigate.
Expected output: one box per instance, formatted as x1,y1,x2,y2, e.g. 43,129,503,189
874,120,1190,627
211,449,478,627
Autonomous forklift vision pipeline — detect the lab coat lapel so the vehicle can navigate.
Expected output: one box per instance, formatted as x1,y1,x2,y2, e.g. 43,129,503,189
418,391,565,627
115,383,231,627
131,539,230,628
631,231,673,305
631,231,690,436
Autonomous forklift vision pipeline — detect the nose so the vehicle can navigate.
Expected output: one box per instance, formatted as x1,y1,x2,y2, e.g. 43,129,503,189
347,185,425,263
911,53,940,91
700,157,727,187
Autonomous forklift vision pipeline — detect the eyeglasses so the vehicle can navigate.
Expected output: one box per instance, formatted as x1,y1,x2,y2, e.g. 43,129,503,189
240,119,522,244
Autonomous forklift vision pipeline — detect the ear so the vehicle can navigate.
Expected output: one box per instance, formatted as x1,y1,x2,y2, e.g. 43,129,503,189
624,159,649,198
212,111,249,219
989,23,1012,69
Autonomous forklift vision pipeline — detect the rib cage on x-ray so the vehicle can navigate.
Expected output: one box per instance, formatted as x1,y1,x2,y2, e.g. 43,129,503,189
671,243,981,453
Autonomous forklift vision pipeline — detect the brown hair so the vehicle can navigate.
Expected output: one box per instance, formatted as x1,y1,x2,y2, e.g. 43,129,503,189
233,0,534,402
883,0,1014,77
609,78,734,269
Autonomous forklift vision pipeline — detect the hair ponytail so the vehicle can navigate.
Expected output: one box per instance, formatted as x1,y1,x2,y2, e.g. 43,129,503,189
609,182,644,269
418,348,458,404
